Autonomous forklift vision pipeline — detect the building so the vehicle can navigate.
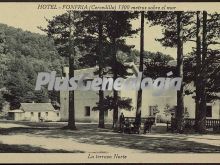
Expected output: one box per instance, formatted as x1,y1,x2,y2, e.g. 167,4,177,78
60,63,138,122
7,103,60,122
60,62,220,123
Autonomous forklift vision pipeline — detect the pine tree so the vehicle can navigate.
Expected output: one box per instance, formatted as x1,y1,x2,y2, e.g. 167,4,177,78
136,11,144,126
104,11,138,128
42,11,84,130
145,11,194,132
76,11,108,128
194,11,220,133
79,11,138,129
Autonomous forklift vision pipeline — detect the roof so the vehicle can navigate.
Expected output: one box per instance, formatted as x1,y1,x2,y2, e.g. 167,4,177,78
63,62,138,78
8,109,24,113
20,103,56,112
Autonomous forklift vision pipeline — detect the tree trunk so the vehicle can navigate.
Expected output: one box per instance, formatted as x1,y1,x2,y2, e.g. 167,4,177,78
112,37,119,129
113,90,118,129
67,12,77,130
98,14,105,128
136,11,144,126
195,11,202,131
197,11,207,133
176,11,184,133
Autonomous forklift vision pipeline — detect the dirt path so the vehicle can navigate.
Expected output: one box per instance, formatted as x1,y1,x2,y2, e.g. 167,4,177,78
0,121,220,153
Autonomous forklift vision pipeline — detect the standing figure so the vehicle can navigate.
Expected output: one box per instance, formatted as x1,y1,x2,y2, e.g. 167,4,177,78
144,119,152,134
119,113,125,131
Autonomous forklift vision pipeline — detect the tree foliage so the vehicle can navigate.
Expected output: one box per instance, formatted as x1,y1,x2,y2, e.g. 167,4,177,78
0,23,63,108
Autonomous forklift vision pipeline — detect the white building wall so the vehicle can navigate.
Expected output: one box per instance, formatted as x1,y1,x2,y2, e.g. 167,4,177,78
60,75,220,122
24,112,38,121
60,91,69,121
119,90,137,117
140,89,177,122
23,111,60,122
184,94,196,118
14,113,25,121
60,90,114,123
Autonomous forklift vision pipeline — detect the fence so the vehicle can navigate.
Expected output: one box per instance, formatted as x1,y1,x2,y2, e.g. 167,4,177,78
124,117,155,124
167,118,220,131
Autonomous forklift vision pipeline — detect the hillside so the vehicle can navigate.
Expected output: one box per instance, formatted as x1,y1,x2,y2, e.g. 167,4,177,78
0,23,64,109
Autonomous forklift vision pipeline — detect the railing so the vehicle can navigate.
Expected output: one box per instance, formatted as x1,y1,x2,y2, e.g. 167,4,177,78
184,118,195,127
167,118,220,131
124,117,155,124
206,119,220,128
118,117,155,134
185,118,220,128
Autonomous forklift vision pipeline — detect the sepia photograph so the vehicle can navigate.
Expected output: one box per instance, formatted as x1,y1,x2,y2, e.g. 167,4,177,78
0,2,219,163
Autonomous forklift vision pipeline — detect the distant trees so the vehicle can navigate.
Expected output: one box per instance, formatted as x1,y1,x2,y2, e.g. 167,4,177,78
0,31,6,110
0,24,62,110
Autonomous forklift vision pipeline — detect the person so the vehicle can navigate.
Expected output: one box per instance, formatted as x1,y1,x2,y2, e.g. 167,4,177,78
144,119,152,134
171,113,176,133
124,118,131,133
119,113,125,131
132,120,140,134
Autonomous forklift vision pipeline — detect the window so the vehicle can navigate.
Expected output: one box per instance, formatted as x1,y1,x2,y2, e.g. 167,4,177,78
46,112,48,116
57,113,59,117
149,106,154,116
85,106,90,116
31,112,34,117
206,105,212,117
149,106,158,116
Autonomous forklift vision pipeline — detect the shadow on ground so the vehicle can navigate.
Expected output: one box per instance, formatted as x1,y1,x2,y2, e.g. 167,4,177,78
0,143,84,153
0,121,220,153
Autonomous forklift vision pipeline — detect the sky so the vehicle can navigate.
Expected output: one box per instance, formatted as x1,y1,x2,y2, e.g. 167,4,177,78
0,3,197,59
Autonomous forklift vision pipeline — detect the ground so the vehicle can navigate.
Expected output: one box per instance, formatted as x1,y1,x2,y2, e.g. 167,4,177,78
0,120,220,153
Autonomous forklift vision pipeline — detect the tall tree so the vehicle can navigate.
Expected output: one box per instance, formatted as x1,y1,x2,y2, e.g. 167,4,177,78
104,11,138,128
195,11,202,131
186,11,220,133
146,11,194,133
176,11,184,132
135,11,144,126
198,11,208,133
97,13,105,128
67,12,77,130
80,11,138,129
195,11,208,133
42,11,84,130
76,11,107,128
